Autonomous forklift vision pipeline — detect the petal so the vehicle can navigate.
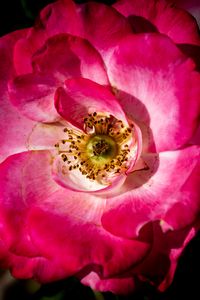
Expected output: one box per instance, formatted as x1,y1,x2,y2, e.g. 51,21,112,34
190,124,200,145
0,29,39,163
114,0,200,45
28,207,150,281
162,162,200,230
55,78,128,129
26,122,68,151
32,34,109,86
8,73,60,123
14,0,132,74
101,146,200,238
52,153,127,193
81,272,136,295
134,222,196,290
158,226,196,291
107,34,200,152
170,0,200,27
10,34,109,123
0,151,150,282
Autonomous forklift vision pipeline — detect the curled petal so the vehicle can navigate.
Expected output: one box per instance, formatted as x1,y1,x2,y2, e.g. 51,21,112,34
81,272,136,295
55,78,128,129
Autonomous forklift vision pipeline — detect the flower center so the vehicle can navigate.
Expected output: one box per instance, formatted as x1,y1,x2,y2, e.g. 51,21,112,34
55,112,134,184
86,134,117,163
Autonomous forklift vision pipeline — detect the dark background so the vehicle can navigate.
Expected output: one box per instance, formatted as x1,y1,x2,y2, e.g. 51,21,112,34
0,1,200,299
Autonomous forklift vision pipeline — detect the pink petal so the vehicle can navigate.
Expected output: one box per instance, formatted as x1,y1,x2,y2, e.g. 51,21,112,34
114,0,200,45
133,222,196,290
162,162,200,230
55,78,128,129
101,146,200,238
10,34,109,123
107,34,200,152
32,34,109,86
0,29,40,162
8,73,60,123
190,124,200,145
169,0,200,27
14,0,132,75
0,151,150,282
158,226,196,291
81,272,135,295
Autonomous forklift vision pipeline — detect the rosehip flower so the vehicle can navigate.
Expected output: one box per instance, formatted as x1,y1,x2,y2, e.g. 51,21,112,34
0,0,200,295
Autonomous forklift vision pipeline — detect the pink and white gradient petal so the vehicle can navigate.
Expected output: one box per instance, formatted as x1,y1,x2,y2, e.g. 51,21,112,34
9,34,109,123
0,30,40,163
107,33,200,152
102,146,199,238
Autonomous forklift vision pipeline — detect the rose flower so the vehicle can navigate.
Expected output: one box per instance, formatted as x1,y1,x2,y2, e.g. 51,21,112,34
0,0,199,295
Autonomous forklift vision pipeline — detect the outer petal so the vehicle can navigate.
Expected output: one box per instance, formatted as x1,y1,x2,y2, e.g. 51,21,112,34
81,272,136,295
169,0,200,27
133,222,196,290
162,162,200,230
158,226,196,291
55,78,128,129
0,151,150,282
102,146,200,238
14,0,132,74
0,30,40,163
114,0,200,45
31,34,108,86
9,34,109,123
8,73,60,123
107,34,200,152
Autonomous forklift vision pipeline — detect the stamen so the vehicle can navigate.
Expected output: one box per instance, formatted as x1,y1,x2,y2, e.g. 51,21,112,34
55,113,134,183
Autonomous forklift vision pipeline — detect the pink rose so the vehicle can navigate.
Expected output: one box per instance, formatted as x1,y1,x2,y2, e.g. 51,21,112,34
0,0,199,295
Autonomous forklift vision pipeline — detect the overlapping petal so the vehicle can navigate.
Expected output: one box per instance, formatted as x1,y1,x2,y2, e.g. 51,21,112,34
168,0,200,27
13,0,132,74
114,0,200,45
82,272,136,295
107,33,200,152
0,151,150,282
0,30,39,163
55,78,128,129
9,34,109,123
0,0,199,294
102,146,199,238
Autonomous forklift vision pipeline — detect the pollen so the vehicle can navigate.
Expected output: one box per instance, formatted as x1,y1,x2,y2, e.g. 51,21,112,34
55,112,134,184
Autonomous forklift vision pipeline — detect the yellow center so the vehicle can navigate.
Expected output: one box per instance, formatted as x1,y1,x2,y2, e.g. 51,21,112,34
55,112,134,183
86,134,118,164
